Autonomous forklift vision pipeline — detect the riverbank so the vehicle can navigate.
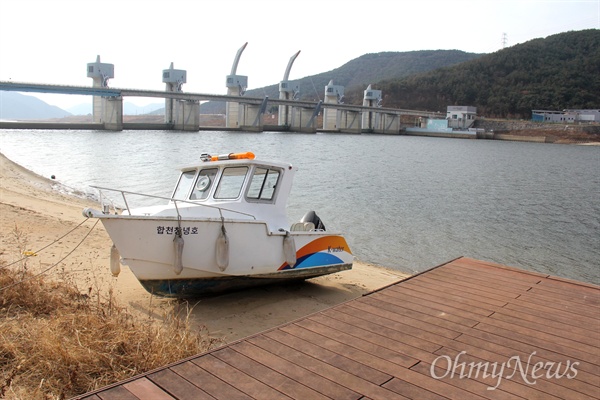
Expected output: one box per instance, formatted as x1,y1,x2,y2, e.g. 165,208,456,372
0,152,409,343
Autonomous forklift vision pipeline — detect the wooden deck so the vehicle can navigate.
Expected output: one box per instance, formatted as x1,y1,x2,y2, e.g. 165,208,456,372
75,257,600,399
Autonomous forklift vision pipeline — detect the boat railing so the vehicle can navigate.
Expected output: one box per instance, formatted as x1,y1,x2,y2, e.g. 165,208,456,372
91,186,257,220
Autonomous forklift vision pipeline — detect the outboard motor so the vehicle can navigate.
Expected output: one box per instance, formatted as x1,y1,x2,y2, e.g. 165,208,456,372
300,210,326,231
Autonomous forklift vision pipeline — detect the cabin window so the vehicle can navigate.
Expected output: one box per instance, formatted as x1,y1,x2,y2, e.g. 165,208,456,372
172,170,197,200
247,168,280,201
214,167,248,199
190,168,217,200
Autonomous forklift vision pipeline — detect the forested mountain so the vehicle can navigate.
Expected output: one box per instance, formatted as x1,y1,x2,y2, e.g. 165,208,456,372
365,29,600,118
201,50,482,113
246,50,483,100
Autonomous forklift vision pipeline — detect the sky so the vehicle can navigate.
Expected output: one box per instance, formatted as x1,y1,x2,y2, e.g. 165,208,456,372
0,0,598,110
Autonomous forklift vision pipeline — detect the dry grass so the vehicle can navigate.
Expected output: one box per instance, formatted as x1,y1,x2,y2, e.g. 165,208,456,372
0,227,222,399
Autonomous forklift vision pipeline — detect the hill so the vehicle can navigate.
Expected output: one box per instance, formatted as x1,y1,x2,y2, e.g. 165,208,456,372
0,91,71,120
200,50,482,114
370,29,600,118
66,101,164,116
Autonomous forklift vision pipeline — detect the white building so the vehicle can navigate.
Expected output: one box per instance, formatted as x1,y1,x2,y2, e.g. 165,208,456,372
446,106,477,129
532,109,600,123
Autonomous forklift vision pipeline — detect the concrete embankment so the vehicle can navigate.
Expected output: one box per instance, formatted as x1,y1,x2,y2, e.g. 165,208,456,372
473,119,600,143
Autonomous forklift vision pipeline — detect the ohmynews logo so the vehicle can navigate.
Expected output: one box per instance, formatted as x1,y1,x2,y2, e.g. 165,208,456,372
430,351,579,390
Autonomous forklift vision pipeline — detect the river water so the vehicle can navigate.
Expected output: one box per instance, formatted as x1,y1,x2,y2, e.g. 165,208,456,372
1,129,598,284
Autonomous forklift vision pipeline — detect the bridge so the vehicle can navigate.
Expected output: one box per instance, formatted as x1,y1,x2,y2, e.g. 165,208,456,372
0,49,445,133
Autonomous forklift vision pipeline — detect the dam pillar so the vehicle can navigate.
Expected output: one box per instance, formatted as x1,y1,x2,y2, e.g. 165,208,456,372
226,43,248,128
87,55,114,124
339,110,361,133
162,62,187,124
379,112,401,134
239,97,268,132
323,80,344,131
103,96,123,131
174,100,199,131
361,84,382,133
291,103,320,133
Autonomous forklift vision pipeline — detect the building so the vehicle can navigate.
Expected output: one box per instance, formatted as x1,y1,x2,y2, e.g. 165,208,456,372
532,109,600,123
446,106,477,129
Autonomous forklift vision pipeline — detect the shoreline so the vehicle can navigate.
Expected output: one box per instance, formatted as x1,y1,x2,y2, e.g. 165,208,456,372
0,152,410,343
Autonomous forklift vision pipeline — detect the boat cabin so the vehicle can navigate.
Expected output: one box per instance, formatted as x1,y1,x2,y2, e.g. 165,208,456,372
168,152,296,231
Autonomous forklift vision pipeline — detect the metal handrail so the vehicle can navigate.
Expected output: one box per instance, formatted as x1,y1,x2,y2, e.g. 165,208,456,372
91,186,257,220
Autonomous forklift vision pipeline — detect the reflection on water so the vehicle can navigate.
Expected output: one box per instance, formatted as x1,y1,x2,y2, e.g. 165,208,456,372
1,129,598,284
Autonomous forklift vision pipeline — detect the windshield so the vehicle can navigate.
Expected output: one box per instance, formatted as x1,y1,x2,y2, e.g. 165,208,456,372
172,170,196,200
190,168,217,200
247,167,280,201
214,166,248,199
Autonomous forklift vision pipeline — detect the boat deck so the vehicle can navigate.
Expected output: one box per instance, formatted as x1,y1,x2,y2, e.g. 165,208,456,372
75,257,600,399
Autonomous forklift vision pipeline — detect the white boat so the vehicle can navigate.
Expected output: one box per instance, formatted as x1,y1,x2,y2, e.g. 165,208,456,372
83,152,353,298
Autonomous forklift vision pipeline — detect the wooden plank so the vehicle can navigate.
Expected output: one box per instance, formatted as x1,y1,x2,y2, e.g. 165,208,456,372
386,280,506,315
490,309,600,348
451,258,548,282
346,300,464,340
527,286,600,307
411,362,559,400
435,333,599,394
539,275,600,293
502,300,600,332
191,354,293,400
282,320,424,370
95,385,139,400
81,395,102,400
230,340,360,399
263,328,392,385
410,360,542,400
416,273,522,302
212,347,328,400
169,360,252,400
249,334,409,400
337,303,460,349
399,277,511,308
425,268,530,297
368,291,481,327
478,316,600,357
122,378,175,400
431,346,594,400
454,328,600,376
513,292,600,319
378,364,485,400
474,322,599,366
381,378,448,400
385,285,497,317
334,303,458,347
358,296,476,335
147,368,214,400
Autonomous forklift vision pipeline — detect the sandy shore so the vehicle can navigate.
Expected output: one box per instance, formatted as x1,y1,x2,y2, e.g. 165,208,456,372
0,153,409,343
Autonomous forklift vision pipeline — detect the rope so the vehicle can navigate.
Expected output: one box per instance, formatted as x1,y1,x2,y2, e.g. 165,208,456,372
0,219,99,291
1,217,93,269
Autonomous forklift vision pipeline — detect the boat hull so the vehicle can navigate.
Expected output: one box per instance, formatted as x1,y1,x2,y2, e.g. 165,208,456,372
138,264,352,298
94,214,353,297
